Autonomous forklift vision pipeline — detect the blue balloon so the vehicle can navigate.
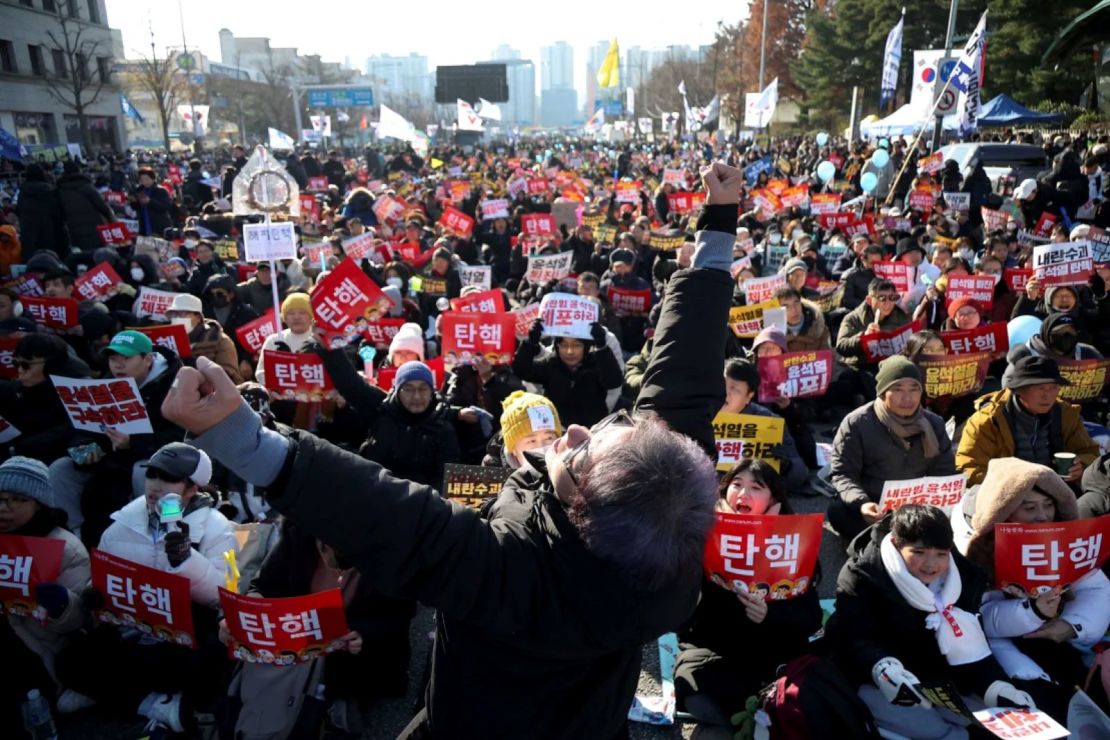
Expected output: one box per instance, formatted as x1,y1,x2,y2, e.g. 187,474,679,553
817,160,836,182
1007,315,1042,348
872,149,890,168
879,138,891,150
860,172,878,193
816,132,829,147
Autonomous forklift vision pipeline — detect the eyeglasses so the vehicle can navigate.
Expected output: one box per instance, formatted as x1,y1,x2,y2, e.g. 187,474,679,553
398,384,432,397
0,496,32,510
14,359,44,371
955,308,979,319
562,410,636,489
873,294,900,304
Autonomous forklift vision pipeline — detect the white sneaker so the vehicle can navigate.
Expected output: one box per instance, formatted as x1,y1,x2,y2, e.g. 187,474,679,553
138,692,184,733
55,689,96,714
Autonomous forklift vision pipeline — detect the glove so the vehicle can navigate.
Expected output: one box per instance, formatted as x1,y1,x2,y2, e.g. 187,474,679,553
35,582,70,620
466,406,495,439
590,321,607,349
872,657,930,708
528,318,544,344
984,680,1036,709
164,521,193,569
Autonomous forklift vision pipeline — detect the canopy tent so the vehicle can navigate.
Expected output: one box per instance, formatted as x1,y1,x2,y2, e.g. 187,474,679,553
957,94,1066,126
860,103,956,138
1042,0,1110,64
861,95,1065,138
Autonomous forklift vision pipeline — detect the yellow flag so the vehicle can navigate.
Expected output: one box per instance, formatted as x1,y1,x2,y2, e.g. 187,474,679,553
430,158,444,169
596,39,620,89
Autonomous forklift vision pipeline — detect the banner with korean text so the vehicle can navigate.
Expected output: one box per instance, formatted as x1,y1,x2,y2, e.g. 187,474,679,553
91,549,195,647
878,474,966,515
219,587,349,663
440,312,515,369
757,350,833,403
0,535,64,618
262,350,335,402
994,516,1110,593
50,376,152,434
703,513,823,601
918,353,990,399
712,412,784,472
311,259,391,349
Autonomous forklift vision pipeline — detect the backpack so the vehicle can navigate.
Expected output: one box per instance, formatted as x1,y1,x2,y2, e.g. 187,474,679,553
758,655,879,739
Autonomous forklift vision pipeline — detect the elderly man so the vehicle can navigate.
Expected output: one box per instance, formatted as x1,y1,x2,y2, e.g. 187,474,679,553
160,163,744,740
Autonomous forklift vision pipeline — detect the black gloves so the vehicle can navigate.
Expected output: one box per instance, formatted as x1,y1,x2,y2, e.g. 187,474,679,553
528,318,544,344
590,321,607,349
164,521,193,568
35,582,70,620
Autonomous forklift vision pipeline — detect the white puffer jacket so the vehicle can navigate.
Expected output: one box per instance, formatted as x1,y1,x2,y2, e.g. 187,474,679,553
98,495,237,609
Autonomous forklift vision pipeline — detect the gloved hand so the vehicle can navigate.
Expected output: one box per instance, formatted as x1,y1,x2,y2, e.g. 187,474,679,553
984,680,1036,709
465,406,494,438
164,521,193,568
528,318,544,344
590,321,607,349
872,657,930,708
35,582,70,620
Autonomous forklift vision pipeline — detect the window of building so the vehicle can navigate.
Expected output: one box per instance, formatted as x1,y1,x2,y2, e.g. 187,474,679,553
67,0,79,18
0,41,17,74
86,0,100,23
97,56,111,83
52,48,68,78
29,45,44,76
76,52,87,80
43,0,57,11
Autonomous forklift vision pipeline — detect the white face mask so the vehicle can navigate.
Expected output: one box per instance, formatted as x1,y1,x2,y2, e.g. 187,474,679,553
958,248,976,262
386,277,403,289
184,239,197,249
171,317,193,328
130,267,145,282
769,233,782,245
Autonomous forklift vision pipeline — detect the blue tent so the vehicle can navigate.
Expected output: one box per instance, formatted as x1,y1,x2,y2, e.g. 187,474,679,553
940,94,1066,128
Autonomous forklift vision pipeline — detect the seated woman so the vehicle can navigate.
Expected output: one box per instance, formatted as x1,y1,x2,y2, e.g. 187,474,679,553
826,505,1035,740
828,356,955,542
221,517,416,735
953,457,1110,720
675,460,822,728
905,331,979,427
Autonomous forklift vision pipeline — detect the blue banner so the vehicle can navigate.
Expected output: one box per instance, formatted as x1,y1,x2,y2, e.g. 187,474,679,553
306,87,375,107
744,156,773,185
0,127,26,161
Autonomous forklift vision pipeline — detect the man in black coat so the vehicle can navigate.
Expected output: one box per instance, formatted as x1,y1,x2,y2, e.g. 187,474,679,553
161,163,743,740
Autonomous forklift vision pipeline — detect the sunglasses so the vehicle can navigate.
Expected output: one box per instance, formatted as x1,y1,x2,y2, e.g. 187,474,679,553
14,359,44,371
873,294,901,304
562,410,636,489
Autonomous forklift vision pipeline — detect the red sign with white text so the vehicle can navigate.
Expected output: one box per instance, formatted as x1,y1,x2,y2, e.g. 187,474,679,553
96,222,132,246
703,513,824,601
376,356,445,391
945,275,996,311
262,350,335,401
440,312,515,368
22,295,78,329
757,350,833,402
994,515,1110,592
133,323,192,359
298,193,318,222
220,587,349,663
438,206,475,238
0,337,17,379
449,289,505,314
861,320,921,363
606,286,651,315
940,322,1008,355
1005,268,1033,293
361,318,406,348
520,214,556,237
90,549,196,648
74,262,123,302
235,309,278,356
872,261,913,293
0,535,65,618
307,176,328,192
311,259,391,349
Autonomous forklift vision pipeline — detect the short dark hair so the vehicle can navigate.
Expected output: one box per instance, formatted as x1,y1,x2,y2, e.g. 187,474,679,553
863,244,885,259
137,166,156,179
773,285,801,303
724,357,760,391
570,417,718,591
15,333,70,374
868,278,897,295
577,271,600,287
905,330,943,362
189,159,202,171
720,459,794,514
43,269,74,287
891,504,953,550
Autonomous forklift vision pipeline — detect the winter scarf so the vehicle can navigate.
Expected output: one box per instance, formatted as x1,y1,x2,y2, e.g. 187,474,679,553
880,533,991,666
873,400,941,459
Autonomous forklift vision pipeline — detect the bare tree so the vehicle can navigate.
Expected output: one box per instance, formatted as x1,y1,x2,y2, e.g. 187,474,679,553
129,34,185,151
41,1,110,152
258,51,299,135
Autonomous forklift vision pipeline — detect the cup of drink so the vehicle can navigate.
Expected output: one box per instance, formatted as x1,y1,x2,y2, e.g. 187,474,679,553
1053,452,1076,476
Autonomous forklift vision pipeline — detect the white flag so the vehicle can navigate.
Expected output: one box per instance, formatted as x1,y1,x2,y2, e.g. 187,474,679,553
677,80,687,98
584,107,605,133
744,78,778,128
457,99,484,132
477,98,502,121
336,109,350,124
378,104,415,142
176,104,209,135
637,117,653,135
953,11,987,138
267,127,296,150
310,115,332,138
880,11,905,108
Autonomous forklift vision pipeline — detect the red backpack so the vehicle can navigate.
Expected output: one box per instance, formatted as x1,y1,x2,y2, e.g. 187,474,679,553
759,655,880,739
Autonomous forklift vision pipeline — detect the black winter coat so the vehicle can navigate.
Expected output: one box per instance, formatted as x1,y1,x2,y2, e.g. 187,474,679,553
56,173,114,251
132,185,175,237
0,356,91,464
15,180,68,256
512,339,623,428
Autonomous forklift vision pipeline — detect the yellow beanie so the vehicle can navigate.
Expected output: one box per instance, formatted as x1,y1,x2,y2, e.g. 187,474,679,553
501,391,563,454
281,292,312,319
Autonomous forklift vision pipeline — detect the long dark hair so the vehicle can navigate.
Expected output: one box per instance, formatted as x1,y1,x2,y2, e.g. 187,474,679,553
719,459,794,514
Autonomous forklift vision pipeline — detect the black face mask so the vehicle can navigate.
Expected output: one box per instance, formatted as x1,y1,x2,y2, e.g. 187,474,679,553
1051,332,1077,354
210,295,229,308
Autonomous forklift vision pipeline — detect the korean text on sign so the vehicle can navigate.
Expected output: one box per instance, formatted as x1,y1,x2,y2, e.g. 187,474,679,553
442,464,513,508
757,350,833,403
262,350,335,402
96,222,132,246
219,587,350,664
132,324,192,359
361,319,405,348
134,286,179,320
450,288,504,315
539,293,598,340
21,296,78,329
438,206,475,238
50,376,152,435
971,708,1068,740
1032,241,1094,287
440,313,515,368
235,309,278,355
607,286,651,316
742,273,786,304
0,535,64,618
311,259,391,349
994,515,1110,592
90,549,196,647
878,474,966,515
728,300,780,339
525,251,574,284
242,222,297,263
703,513,823,601
945,275,995,311
1056,358,1110,402
940,323,1008,356
712,412,784,473
918,353,990,399
74,262,123,301
861,320,921,363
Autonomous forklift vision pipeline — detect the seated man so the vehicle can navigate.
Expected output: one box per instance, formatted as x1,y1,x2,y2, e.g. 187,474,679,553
55,443,237,733
836,278,911,372
775,285,831,352
957,356,1098,486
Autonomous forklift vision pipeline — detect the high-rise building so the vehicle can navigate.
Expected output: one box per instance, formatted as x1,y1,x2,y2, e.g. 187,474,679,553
540,41,573,91
364,53,432,103
491,44,520,62
219,29,304,80
487,49,534,126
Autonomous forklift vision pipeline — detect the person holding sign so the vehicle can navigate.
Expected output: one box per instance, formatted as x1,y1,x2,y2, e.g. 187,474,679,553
953,457,1109,721
836,278,912,371
957,356,1098,486
829,356,955,542
255,293,315,390
0,457,92,725
674,460,822,726
160,161,743,740
826,505,1035,738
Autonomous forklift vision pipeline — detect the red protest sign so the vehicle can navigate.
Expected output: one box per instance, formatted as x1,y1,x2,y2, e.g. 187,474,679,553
90,549,196,648
666,192,693,213
105,190,127,207
298,193,318,222
918,353,990,399
361,318,406,348
74,262,123,302
1032,241,1094,287
809,193,841,216
861,319,921,363
220,587,349,664
1005,268,1033,293
780,184,810,209
450,289,505,314
757,350,834,403
0,535,65,618
940,322,1008,355
96,222,132,246
945,275,996,311
972,708,1068,740
703,513,823,601
872,260,913,293
51,376,152,434
235,309,278,356
1056,358,1110,402
0,337,18,379
393,242,421,263
134,286,178,321
438,206,475,238
1032,212,1057,238
513,303,541,340
311,258,391,349
526,178,549,195
606,286,651,315
918,151,944,175
878,474,966,515
132,323,192,359
376,355,445,391
307,176,328,192
302,242,333,265
440,312,515,369
22,295,78,329
615,181,641,203
520,214,556,236
372,195,405,224
994,515,1110,593
262,350,334,401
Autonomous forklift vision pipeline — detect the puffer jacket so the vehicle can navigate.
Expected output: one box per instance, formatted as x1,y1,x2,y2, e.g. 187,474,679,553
56,173,114,251
98,494,237,608
955,389,1098,485
512,338,624,428
785,300,831,352
15,180,68,256
188,318,242,383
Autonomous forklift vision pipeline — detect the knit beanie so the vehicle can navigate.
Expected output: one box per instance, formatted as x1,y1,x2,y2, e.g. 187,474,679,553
946,295,980,320
500,391,563,453
875,355,923,397
388,322,425,361
280,292,311,320
393,361,434,391
0,456,53,509
783,258,808,276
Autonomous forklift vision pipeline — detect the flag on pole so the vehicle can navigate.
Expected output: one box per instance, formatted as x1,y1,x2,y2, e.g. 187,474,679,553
378,104,415,141
267,128,296,150
596,39,620,89
477,98,502,121
457,100,484,132
880,9,905,108
121,94,144,123
743,78,779,129
336,109,350,124
951,10,988,138
584,107,605,133
310,115,332,138
677,80,687,98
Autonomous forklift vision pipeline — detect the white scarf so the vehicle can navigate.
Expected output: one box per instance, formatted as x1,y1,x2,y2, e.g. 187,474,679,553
879,533,991,667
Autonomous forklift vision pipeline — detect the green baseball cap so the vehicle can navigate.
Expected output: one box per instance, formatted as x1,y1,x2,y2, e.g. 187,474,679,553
104,330,153,357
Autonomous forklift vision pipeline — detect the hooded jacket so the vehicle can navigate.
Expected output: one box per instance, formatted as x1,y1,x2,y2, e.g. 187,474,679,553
56,173,114,251
1079,452,1110,518
955,389,1098,485
1005,311,1102,366
512,337,624,429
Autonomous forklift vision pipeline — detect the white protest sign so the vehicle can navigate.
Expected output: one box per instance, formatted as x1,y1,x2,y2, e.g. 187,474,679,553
50,376,153,435
540,293,599,340
742,273,787,304
878,474,966,515
458,265,492,290
525,251,574,284
943,192,970,212
0,416,21,444
242,222,297,263
762,307,786,333
134,287,178,320
972,708,1068,740
1032,240,1094,287
481,198,510,220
